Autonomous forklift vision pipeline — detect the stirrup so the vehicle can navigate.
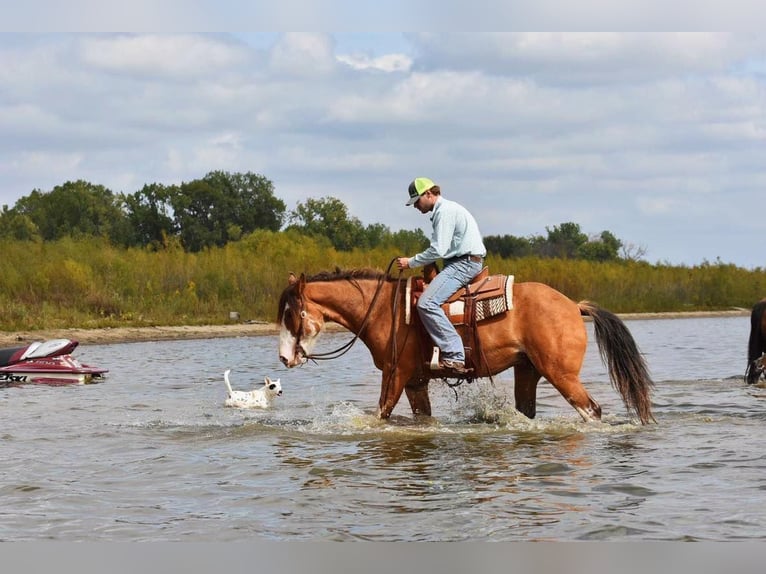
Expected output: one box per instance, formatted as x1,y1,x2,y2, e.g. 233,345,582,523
429,347,471,374
429,347,441,370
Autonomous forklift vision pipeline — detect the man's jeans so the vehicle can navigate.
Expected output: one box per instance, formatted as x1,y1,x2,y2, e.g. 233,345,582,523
416,257,483,362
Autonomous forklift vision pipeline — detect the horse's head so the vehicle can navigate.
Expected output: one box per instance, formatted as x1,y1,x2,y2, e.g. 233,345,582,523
278,272,325,367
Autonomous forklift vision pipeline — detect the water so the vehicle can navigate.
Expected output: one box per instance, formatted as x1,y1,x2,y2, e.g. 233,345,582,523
2,315,765,541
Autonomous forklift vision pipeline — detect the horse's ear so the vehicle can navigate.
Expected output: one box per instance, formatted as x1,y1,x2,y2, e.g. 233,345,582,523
288,272,306,293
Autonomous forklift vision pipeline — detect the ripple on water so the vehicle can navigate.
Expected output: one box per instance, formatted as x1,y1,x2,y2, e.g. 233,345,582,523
5,318,766,541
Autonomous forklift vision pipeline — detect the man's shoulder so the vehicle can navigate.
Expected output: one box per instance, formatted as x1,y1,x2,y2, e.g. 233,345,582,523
440,197,470,214
438,197,460,209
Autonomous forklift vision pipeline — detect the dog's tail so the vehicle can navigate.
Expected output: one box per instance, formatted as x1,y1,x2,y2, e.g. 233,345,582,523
224,369,234,396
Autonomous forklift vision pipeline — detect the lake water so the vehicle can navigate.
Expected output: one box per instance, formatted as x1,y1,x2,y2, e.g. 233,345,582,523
2,315,765,542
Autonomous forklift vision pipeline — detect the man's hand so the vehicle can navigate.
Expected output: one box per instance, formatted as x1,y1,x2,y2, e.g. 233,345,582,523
396,257,410,270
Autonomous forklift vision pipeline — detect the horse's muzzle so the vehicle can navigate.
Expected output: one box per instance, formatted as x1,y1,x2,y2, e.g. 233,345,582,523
280,347,307,368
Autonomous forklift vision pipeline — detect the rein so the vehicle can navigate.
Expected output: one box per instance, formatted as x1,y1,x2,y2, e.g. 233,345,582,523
299,259,475,401
305,258,400,362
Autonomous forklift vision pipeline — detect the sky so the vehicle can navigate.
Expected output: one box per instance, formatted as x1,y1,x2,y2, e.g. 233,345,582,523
1,31,765,268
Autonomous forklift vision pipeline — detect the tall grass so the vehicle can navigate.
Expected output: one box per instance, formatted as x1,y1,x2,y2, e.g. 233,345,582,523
0,233,764,331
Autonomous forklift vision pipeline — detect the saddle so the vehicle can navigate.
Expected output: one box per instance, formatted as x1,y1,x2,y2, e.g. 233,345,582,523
406,265,514,374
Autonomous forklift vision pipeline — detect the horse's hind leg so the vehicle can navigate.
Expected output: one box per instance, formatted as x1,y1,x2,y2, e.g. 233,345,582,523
547,373,602,422
514,360,541,419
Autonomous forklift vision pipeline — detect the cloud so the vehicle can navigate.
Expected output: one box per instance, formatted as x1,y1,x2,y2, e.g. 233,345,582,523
78,34,249,79
409,33,766,84
269,33,338,77
1,32,765,268
337,53,412,73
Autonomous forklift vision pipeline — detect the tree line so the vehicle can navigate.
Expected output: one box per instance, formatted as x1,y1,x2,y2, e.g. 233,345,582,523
0,170,636,262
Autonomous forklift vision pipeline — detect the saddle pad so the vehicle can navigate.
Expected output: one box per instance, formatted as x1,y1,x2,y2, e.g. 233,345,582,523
444,274,514,324
406,274,514,325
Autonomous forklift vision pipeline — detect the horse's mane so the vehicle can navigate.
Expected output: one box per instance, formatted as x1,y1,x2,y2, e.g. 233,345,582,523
307,267,394,283
276,267,397,324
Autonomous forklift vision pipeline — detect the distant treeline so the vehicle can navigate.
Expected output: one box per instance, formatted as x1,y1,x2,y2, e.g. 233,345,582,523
1,171,642,262
0,233,764,333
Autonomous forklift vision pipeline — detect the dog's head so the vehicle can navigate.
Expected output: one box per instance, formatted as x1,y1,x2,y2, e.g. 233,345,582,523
263,377,282,398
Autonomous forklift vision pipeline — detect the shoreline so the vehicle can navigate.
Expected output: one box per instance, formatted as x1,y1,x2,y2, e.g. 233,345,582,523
0,309,750,347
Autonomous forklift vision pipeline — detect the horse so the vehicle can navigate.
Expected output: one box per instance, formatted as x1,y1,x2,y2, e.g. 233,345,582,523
277,268,655,424
745,298,766,384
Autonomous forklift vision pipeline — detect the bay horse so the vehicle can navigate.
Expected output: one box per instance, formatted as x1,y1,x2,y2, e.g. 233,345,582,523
745,298,766,384
277,268,655,424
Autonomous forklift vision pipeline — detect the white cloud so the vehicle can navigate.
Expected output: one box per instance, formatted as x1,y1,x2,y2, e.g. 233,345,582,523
269,33,337,77
337,52,412,73
410,33,766,84
1,32,766,268
80,35,240,76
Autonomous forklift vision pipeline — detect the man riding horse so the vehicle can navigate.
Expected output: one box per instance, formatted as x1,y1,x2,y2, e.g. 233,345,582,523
396,177,487,375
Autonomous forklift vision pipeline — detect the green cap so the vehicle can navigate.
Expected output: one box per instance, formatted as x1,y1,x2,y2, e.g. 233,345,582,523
406,177,435,206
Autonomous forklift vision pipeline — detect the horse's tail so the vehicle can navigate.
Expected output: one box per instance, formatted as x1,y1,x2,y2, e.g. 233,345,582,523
579,301,655,424
745,300,766,384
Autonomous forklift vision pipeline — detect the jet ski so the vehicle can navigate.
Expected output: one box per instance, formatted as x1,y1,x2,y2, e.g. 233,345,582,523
0,338,108,386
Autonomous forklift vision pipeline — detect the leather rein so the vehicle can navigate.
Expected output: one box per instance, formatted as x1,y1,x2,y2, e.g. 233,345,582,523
304,258,402,362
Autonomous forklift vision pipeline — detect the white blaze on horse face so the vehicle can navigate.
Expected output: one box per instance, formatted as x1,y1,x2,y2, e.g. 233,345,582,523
279,302,304,367
279,300,325,367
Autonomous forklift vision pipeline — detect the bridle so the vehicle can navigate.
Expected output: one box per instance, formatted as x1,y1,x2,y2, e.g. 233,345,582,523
295,259,402,362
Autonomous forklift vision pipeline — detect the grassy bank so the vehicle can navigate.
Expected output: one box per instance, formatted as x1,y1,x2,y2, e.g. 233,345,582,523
0,232,763,332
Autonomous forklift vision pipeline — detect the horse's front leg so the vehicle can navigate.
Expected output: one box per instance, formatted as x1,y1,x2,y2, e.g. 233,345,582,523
404,376,432,417
377,365,408,419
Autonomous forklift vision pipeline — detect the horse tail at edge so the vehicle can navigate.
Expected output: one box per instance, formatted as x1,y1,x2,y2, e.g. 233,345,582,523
578,301,655,424
745,300,766,384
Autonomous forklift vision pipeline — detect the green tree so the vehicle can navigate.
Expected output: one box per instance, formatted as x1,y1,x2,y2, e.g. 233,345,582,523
287,196,367,251
578,230,622,262
170,179,223,252
167,171,286,252
544,222,588,259
485,234,532,258
202,171,285,233
362,222,391,249
122,183,176,248
388,228,429,254
8,180,130,243
0,207,41,241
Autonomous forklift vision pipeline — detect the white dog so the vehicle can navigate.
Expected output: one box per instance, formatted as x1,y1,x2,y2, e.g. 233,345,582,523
223,369,282,409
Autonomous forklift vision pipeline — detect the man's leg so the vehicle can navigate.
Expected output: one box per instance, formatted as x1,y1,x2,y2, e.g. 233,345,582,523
416,259,482,364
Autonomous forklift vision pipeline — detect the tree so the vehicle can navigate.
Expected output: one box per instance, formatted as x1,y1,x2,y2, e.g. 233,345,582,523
578,230,623,262
0,207,41,241
388,228,429,254
286,196,367,251
621,242,648,262
485,234,532,258
201,171,286,233
8,180,130,243
170,179,224,252
156,171,286,252
362,222,391,249
122,183,176,248
544,222,588,259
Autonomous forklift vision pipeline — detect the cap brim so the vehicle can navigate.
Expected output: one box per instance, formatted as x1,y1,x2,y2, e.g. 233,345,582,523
406,196,419,206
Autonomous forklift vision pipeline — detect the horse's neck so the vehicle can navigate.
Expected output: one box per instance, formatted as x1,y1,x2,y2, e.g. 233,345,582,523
308,279,393,334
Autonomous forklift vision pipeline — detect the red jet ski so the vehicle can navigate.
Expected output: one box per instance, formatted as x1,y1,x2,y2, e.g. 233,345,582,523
0,339,108,386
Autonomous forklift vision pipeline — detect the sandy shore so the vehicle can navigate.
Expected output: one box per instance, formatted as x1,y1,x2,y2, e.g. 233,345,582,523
0,309,749,347
0,322,283,346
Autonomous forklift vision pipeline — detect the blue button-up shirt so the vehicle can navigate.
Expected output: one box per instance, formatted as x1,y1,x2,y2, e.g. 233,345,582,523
410,197,486,268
